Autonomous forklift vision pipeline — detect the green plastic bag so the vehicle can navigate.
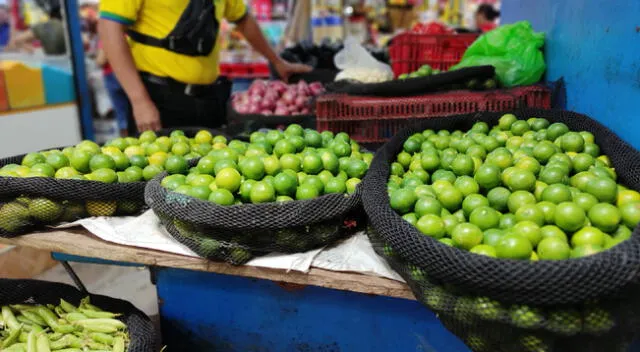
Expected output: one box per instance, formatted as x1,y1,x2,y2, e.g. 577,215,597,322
451,21,545,87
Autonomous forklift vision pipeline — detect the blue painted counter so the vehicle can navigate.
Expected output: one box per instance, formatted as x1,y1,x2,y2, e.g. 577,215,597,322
502,1,640,149
155,268,469,352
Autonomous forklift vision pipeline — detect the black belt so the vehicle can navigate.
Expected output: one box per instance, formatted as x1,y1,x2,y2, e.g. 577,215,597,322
140,72,217,97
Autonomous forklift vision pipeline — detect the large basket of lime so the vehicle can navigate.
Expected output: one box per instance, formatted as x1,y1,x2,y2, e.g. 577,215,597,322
0,129,229,237
0,279,158,351
361,109,640,351
145,125,368,265
368,228,640,352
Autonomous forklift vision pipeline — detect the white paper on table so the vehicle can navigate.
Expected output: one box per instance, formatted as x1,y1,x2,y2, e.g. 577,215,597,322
54,210,323,273
311,232,405,282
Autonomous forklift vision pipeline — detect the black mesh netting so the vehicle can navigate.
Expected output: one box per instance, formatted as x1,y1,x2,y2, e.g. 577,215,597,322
361,108,640,306
325,66,496,97
145,171,365,265
368,228,640,352
0,279,158,352
0,152,145,238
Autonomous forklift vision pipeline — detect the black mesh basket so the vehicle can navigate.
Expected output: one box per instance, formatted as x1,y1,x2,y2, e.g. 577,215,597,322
0,151,145,238
0,279,158,352
368,228,640,352
361,108,640,306
145,171,365,265
325,66,496,97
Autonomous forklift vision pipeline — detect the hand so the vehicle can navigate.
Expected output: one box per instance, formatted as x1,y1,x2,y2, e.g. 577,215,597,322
132,98,161,132
274,60,312,82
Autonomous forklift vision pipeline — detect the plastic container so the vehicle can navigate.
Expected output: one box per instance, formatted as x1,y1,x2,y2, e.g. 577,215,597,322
316,85,552,144
389,32,479,77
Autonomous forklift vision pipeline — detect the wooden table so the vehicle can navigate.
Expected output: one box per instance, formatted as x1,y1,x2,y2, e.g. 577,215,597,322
0,229,469,351
0,228,413,300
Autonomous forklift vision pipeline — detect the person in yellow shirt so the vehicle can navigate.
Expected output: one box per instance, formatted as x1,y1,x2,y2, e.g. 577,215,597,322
98,0,310,133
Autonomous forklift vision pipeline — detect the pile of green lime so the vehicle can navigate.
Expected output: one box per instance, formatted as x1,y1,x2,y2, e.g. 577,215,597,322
0,130,226,184
389,114,640,260
160,125,371,205
0,130,226,232
398,64,442,80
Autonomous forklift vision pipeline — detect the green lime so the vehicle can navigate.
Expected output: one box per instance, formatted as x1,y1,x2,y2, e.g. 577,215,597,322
89,154,114,172
262,155,282,176
415,197,443,217
249,181,276,203
515,204,545,226
539,166,569,185
499,213,517,229
585,177,618,204
536,201,556,224
273,139,296,157
461,194,489,217
29,197,63,221
554,202,586,232
274,172,298,196
324,177,347,194
239,156,266,180
296,183,320,200
280,154,301,172
30,163,55,177
215,168,242,193
498,114,518,131
402,213,418,226
453,176,479,197
469,206,500,230
541,184,573,204
452,223,483,250
142,165,163,181
390,188,417,214
572,226,606,247
451,154,474,176
470,244,496,257
620,202,640,228
570,244,603,258
574,192,599,212
163,155,188,175
487,187,510,212
513,220,542,247
540,225,568,242
209,189,235,205
346,178,361,194
496,234,533,260
561,132,585,152
505,168,536,192
483,228,505,247
22,152,46,167
416,214,446,239
588,203,621,233
507,190,536,213
537,237,570,260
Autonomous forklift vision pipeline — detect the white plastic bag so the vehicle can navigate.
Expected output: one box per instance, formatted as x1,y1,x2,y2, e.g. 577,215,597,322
334,37,393,83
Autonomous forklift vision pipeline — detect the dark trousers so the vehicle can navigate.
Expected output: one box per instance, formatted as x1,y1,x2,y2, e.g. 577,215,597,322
127,75,231,135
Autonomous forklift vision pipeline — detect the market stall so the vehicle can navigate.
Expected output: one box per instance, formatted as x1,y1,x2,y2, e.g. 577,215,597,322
3,1,640,351
0,229,471,351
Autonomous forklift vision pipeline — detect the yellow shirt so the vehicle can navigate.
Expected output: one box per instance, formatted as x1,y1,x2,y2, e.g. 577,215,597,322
99,0,247,84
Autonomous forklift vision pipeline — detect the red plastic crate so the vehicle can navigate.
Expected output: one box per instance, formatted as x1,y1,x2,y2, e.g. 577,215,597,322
316,85,552,144
389,32,479,77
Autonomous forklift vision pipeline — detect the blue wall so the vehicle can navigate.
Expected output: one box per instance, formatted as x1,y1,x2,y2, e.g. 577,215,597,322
502,1,640,149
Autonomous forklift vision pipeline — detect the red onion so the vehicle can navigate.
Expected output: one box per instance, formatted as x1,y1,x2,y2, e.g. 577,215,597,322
309,82,324,96
274,106,289,115
248,103,260,114
295,95,308,108
281,90,295,104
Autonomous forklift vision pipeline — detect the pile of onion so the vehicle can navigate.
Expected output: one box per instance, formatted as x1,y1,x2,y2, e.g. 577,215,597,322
232,80,324,116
